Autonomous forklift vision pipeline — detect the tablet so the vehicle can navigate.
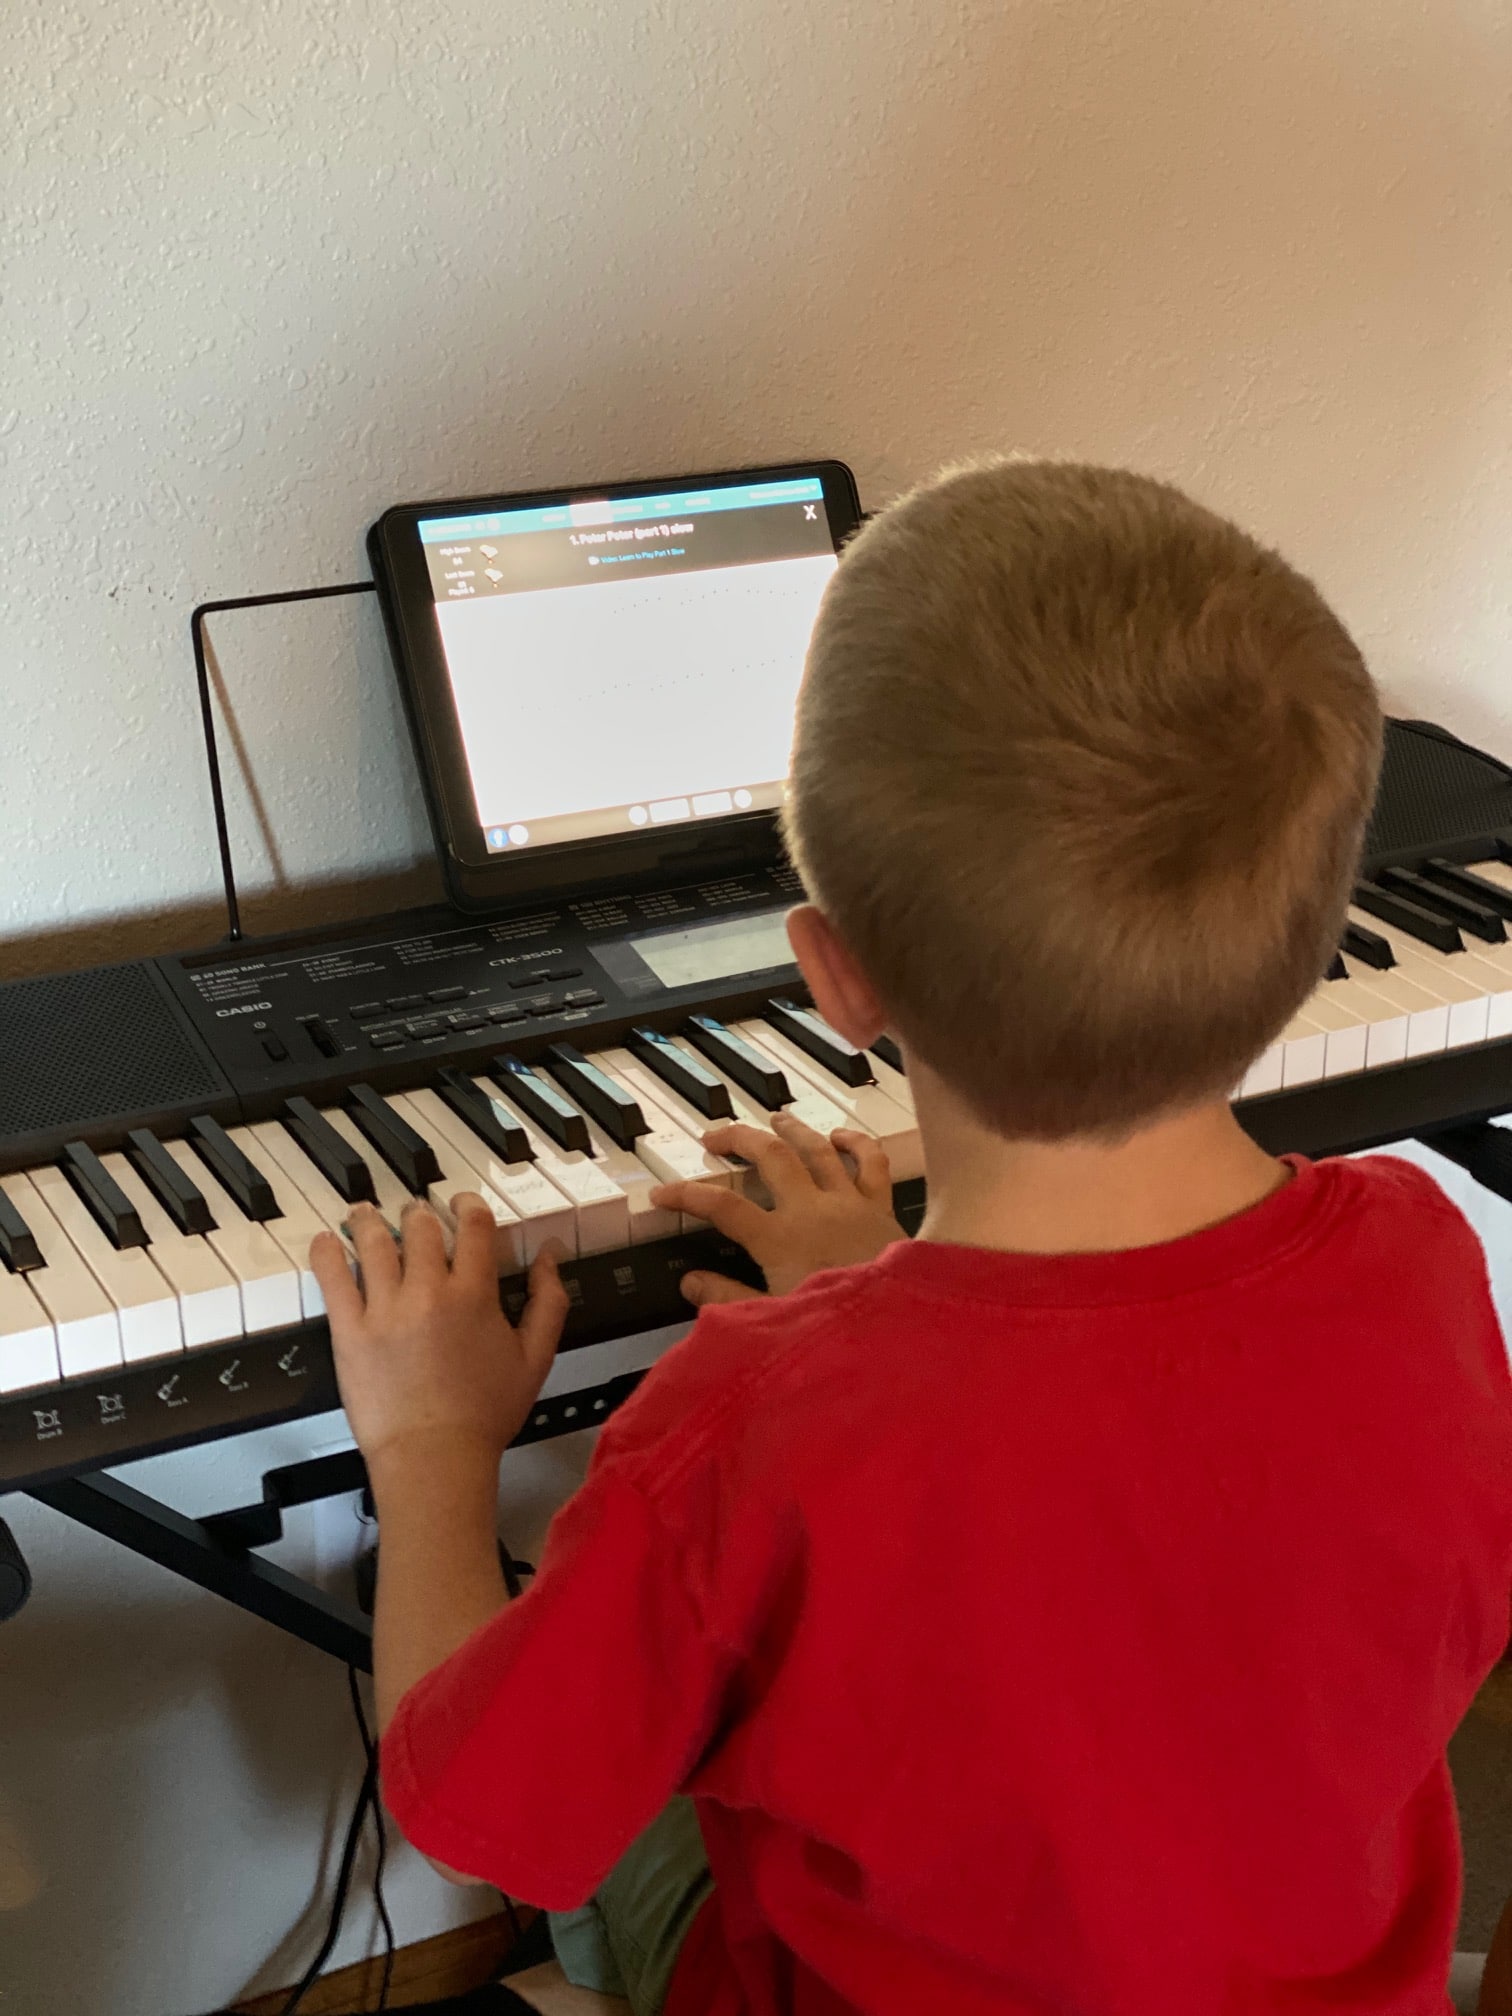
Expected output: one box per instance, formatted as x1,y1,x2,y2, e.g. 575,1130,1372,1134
370,459,862,910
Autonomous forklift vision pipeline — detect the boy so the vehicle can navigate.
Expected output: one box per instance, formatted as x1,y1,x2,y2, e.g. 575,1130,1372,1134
312,460,1512,2016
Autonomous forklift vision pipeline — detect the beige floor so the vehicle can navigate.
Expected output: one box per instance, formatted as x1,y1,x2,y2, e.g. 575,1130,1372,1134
509,1958,629,2013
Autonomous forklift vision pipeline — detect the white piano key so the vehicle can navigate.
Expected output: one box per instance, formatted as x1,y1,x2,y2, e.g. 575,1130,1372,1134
1291,989,1369,1080
101,1153,243,1348
163,1141,302,1333
228,1126,328,1318
1238,1041,1285,1100
1,1173,121,1377
1467,859,1512,894
1340,954,1450,1058
248,1119,357,1231
472,1075,634,1255
318,1106,434,1241
26,1164,181,1366
725,1024,854,1136
1279,1012,1328,1087
595,1049,742,1191
866,1047,917,1118
737,1020,925,1179
382,1093,534,1274
0,1263,60,1393
478,1066,681,1245
398,1088,580,1265
1347,908,1490,1048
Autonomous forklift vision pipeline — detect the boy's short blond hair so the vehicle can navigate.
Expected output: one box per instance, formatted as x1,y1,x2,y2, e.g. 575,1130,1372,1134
786,459,1382,1139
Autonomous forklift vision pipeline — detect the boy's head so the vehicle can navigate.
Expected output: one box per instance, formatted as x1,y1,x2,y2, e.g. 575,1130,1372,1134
785,458,1382,1141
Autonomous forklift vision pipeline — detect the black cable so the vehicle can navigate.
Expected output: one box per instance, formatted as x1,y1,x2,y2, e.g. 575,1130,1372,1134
347,1664,397,2013
277,1744,378,2016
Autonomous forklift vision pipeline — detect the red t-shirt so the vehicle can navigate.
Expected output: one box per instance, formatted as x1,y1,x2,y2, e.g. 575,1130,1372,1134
382,1154,1512,2015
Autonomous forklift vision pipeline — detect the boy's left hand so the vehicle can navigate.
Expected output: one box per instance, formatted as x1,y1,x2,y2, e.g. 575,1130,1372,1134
310,1196,569,1476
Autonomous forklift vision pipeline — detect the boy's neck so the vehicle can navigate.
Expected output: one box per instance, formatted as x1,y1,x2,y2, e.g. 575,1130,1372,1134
914,1072,1289,1256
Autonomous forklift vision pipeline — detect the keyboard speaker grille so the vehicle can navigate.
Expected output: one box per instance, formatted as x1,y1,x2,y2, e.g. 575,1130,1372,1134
0,962,228,1138
1367,720,1512,860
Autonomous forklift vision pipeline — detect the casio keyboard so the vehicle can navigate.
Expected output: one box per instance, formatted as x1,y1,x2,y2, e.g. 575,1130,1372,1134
2,715,1512,1498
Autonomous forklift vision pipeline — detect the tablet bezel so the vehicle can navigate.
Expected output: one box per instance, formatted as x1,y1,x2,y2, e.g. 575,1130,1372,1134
369,459,862,912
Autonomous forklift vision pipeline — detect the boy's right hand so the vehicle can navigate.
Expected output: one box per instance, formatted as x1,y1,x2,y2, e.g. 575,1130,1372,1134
649,1110,908,1306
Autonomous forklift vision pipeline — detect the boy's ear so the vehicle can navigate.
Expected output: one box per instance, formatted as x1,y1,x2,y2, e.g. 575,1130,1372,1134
786,904,888,1049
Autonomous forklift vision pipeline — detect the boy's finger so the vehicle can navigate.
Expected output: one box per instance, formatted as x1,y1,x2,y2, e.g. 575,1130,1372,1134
516,1241,571,1385
398,1199,448,1286
771,1109,848,1192
448,1193,498,1295
310,1228,365,1330
345,1203,401,1303
680,1270,765,1308
698,1122,811,1203
650,1179,772,1254
832,1129,892,1203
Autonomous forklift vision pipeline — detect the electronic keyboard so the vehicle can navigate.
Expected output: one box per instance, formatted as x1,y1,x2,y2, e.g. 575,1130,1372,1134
3,718,1511,1493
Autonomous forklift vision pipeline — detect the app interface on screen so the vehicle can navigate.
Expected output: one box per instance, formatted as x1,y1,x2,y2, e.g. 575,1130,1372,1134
418,477,839,853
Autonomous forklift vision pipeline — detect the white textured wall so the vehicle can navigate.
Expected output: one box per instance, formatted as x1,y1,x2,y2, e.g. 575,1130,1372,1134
3,0,1512,2009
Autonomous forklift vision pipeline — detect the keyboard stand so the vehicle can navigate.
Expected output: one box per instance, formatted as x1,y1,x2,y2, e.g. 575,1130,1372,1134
29,1462,375,1668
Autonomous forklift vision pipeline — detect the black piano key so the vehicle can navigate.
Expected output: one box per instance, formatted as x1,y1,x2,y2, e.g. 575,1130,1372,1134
280,1098,376,1207
1342,921,1395,970
188,1115,282,1222
1419,859,1512,921
1324,951,1348,982
492,1054,592,1154
0,1187,44,1274
870,1035,906,1075
125,1128,215,1235
346,1084,444,1194
544,1044,649,1151
628,1027,733,1121
1379,867,1507,944
1352,882,1462,955
436,1067,533,1164
61,1140,149,1250
764,998,876,1087
684,1015,790,1110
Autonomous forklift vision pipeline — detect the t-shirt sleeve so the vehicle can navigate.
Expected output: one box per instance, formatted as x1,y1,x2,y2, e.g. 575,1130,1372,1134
379,1454,739,1908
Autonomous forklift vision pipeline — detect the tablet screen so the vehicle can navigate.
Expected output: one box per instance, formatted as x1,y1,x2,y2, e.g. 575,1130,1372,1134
416,474,842,857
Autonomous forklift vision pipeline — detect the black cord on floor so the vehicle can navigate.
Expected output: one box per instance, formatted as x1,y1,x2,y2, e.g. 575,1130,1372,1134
278,1741,377,2016
347,1664,397,2013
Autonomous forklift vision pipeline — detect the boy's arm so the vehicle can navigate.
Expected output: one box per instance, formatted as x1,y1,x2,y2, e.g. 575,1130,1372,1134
309,1198,568,1733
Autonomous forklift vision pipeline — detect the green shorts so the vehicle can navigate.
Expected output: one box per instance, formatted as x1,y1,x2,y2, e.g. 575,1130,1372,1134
548,1798,714,2016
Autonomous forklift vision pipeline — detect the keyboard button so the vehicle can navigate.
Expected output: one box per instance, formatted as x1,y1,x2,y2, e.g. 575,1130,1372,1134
103,1152,242,1348
523,995,560,1016
1379,867,1507,943
370,1030,406,1050
447,1010,487,1032
563,989,605,1009
434,1068,532,1165
187,1116,281,1222
684,1015,790,1109
627,1027,733,1120
282,1097,379,1206
164,1143,302,1332
60,1140,149,1250
1424,859,1512,920
764,999,875,1087
544,1044,649,1149
546,967,583,981
428,985,467,1003
509,974,549,990
0,1184,45,1274
346,1084,444,1194
29,1163,181,1365
1341,921,1394,970
492,1055,593,1154
125,1128,215,1236
488,1002,527,1023
1353,881,1462,954
870,1035,906,1075
261,1034,290,1062
386,994,425,1010
350,1001,386,1022
405,1016,445,1038
1,1172,119,1377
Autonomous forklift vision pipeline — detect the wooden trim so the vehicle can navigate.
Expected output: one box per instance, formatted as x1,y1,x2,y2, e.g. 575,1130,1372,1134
231,1907,532,2013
